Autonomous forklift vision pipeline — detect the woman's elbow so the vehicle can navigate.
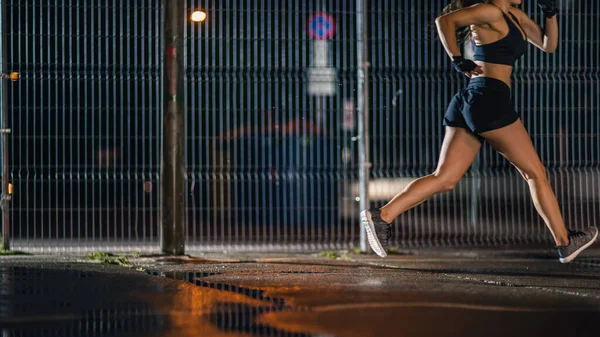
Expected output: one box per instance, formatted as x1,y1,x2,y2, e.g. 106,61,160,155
435,16,446,27
545,45,558,54
543,36,559,53
435,16,452,31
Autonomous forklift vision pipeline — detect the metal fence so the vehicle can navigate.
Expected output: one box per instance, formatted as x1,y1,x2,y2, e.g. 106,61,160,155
4,0,599,252
6,0,162,252
184,0,360,250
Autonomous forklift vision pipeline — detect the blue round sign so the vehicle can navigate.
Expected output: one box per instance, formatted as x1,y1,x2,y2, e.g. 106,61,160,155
307,12,336,40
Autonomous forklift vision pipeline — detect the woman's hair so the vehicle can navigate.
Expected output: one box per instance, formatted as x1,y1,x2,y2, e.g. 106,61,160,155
440,0,494,43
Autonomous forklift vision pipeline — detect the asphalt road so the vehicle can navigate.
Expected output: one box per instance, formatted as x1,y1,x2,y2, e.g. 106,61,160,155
1,248,599,337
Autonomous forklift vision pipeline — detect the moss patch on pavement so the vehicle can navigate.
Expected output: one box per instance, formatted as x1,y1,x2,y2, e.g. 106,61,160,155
0,249,30,256
83,252,133,267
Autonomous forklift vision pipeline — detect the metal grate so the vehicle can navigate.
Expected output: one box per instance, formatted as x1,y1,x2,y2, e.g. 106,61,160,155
5,0,599,252
7,0,162,251
184,0,360,251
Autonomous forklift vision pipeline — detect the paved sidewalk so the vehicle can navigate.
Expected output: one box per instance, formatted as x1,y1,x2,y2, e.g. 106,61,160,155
1,247,600,337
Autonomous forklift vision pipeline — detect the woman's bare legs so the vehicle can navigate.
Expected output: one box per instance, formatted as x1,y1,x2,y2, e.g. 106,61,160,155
480,119,569,246
379,127,482,224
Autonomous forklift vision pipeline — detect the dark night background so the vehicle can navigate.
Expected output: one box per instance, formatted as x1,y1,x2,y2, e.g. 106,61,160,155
5,0,599,246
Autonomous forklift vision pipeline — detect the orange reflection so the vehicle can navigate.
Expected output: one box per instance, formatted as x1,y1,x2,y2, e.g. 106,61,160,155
139,277,273,337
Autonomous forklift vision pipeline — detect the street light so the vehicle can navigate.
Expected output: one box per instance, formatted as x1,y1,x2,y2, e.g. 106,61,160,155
190,10,206,22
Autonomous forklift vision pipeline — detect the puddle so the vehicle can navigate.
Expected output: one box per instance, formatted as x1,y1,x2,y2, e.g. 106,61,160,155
147,267,600,337
0,267,163,336
0,266,315,337
145,270,313,337
2,263,599,337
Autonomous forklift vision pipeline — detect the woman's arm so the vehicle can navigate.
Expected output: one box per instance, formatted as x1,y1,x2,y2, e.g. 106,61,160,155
435,3,503,59
512,8,558,53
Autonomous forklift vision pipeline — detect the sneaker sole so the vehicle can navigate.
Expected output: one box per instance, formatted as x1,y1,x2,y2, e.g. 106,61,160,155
559,229,599,264
360,210,387,258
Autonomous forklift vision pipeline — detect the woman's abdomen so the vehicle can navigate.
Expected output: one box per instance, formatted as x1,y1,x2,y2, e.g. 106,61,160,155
472,61,513,88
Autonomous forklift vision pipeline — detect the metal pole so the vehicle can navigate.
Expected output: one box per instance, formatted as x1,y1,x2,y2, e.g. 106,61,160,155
470,155,480,235
356,0,370,252
161,0,185,255
0,0,9,251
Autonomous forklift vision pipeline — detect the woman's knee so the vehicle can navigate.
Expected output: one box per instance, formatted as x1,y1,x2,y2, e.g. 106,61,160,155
433,170,461,192
521,164,548,182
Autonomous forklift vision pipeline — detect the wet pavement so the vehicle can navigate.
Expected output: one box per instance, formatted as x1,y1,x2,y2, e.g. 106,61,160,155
1,247,600,337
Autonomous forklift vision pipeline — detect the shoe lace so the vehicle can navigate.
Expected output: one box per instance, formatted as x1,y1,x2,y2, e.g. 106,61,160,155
567,229,585,238
374,212,393,241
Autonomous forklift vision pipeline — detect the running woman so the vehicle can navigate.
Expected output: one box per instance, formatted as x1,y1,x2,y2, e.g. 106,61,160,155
361,0,598,263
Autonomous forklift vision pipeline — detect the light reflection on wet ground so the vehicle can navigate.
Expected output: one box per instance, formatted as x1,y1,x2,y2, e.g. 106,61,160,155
1,252,600,336
0,266,163,336
0,265,316,337
149,257,600,337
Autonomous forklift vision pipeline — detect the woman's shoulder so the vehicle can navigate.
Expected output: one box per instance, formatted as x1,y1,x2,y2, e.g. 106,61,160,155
466,2,504,14
457,3,505,25
508,7,529,20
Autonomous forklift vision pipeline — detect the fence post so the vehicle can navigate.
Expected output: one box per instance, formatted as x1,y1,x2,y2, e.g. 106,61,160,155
356,0,370,252
0,0,10,251
161,0,185,255
470,155,481,236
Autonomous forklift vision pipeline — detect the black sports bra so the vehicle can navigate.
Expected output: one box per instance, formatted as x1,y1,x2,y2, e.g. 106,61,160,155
473,9,528,67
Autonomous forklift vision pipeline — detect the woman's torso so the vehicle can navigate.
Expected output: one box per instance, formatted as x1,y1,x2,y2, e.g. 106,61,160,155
469,8,528,87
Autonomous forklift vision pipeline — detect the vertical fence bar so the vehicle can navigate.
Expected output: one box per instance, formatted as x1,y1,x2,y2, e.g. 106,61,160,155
161,0,185,255
356,0,369,252
0,0,9,250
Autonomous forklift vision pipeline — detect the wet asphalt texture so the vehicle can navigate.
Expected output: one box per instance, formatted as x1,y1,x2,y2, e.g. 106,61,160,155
1,247,600,337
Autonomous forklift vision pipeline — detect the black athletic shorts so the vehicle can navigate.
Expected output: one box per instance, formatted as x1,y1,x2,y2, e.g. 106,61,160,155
443,77,519,143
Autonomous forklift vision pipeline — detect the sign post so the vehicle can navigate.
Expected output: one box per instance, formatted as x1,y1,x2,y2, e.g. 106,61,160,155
307,12,337,98
161,0,185,255
356,0,369,253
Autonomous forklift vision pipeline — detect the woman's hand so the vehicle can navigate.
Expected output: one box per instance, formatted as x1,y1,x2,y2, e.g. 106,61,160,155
452,56,483,78
463,66,483,78
537,0,558,18
464,68,483,78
